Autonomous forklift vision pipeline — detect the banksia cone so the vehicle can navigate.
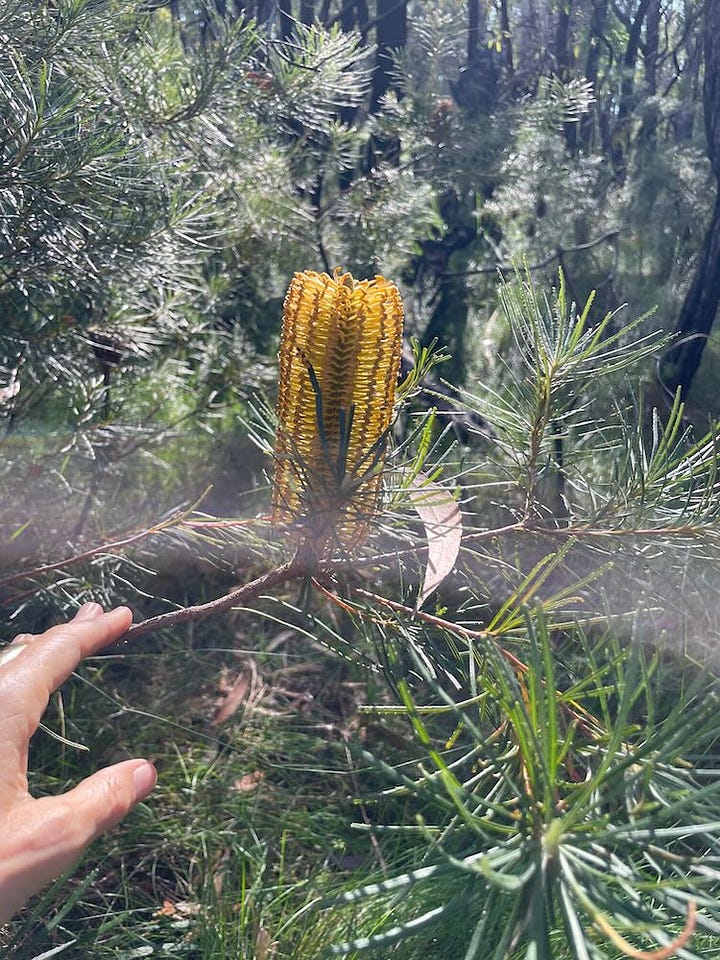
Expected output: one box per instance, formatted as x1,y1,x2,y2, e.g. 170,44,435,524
272,268,404,554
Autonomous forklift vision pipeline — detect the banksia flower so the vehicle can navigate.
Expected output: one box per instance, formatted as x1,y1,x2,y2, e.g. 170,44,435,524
272,268,404,555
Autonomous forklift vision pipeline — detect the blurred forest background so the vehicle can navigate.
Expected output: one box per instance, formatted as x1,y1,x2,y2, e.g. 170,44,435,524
2,0,719,576
4,2,720,958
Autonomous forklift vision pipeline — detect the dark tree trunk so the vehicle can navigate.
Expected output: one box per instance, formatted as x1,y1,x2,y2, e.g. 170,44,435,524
663,0,720,397
337,0,368,134
370,0,407,112
467,0,481,63
419,1,504,381
553,0,572,77
580,0,608,153
553,0,576,149
420,193,478,384
340,0,355,31
639,0,660,142
256,0,273,23
644,0,660,95
467,0,489,64
279,0,293,39
664,193,720,397
702,0,719,170
610,0,652,179
422,267,473,385
618,0,652,119
498,0,514,81
363,0,406,169
672,34,703,143
300,0,314,25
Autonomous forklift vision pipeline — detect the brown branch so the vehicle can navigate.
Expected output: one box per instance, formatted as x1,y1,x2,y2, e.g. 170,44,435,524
122,557,305,642
180,517,270,528
0,512,187,600
444,230,620,278
507,521,720,540
325,521,525,569
593,900,696,960
350,585,528,671
333,584,601,736
0,485,219,604
118,511,719,651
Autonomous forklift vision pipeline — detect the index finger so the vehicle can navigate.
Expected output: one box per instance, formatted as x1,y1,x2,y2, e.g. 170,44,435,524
0,607,133,745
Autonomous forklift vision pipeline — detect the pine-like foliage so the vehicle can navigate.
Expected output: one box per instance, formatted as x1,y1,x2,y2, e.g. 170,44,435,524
0,3,390,580
0,0,258,564
2,5,720,958
287,273,720,959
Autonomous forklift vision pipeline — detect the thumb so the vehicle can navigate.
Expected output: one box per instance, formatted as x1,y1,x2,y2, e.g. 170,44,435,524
63,757,158,840
0,758,156,922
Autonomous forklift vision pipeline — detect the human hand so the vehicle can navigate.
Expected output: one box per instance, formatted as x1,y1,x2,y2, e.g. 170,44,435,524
0,603,157,922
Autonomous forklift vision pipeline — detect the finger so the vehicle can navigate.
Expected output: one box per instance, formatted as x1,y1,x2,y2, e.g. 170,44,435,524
0,758,156,923
72,601,105,623
0,607,133,754
0,602,104,671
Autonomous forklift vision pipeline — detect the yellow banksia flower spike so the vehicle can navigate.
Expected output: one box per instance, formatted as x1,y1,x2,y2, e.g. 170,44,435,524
272,268,404,555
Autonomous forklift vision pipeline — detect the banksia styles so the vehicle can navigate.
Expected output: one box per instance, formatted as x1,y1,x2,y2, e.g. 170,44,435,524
272,268,404,555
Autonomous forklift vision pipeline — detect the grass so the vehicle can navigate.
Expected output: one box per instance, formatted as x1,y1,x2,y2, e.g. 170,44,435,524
0,603,391,959
4,336,720,958
2,572,481,960
4,590,720,960
4,456,720,960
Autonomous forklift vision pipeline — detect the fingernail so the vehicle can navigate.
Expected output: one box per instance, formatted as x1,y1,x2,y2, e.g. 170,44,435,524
73,602,104,622
132,760,157,802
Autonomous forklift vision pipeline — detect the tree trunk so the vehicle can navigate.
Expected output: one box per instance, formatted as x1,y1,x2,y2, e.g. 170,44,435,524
644,0,660,95
553,0,576,149
704,0,720,176
498,0,514,81
467,0,490,63
663,192,720,396
337,0,368,135
672,34,703,143
580,0,608,153
553,0,572,77
363,0,406,168
638,0,660,143
663,0,720,397
611,0,652,179
467,0,481,63
279,0,293,39
256,0,273,23
370,0,407,112
419,188,478,385
340,0,355,31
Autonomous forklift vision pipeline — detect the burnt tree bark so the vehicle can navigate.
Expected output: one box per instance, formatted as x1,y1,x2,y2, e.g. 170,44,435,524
663,0,720,398
553,0,572,78
340,0,356,30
